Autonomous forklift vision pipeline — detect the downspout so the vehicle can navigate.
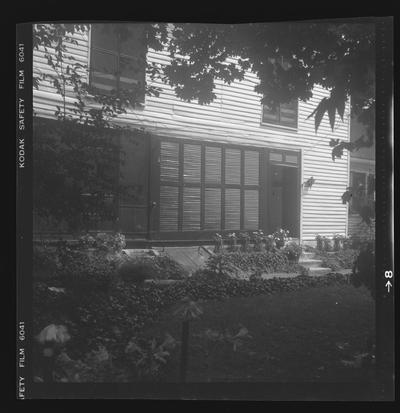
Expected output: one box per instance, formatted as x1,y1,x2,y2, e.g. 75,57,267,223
146,132,153,246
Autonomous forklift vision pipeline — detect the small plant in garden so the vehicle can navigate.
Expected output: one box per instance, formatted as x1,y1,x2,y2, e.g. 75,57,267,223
94,232,126,253
33,241,60,280
332,234,345,251
264,234,276,251
125,333,178,380
298,265,310,277
322,236,332,251
205,254,239,277
283,241,303,263
315,234,324,251
57,250,116,291
351,241,375,299
252,230,265,252
36,324,71,382
272,229,290,249
227,232,239,252
173,297,203,382
238,232,251,252
213,233,224,254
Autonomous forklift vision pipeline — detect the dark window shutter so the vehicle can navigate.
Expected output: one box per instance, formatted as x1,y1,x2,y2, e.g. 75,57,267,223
225,149,241,185
205,146,222,184
160,186,179,231
244,150,259,185
182,187,201,230
244,190,259,229
160,141,179,183
183,144,201,183
225,188,241,229
204,188,221,230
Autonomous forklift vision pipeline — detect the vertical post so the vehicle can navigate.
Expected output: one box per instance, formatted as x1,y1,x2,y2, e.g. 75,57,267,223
146,133,152,242
180,320,190,383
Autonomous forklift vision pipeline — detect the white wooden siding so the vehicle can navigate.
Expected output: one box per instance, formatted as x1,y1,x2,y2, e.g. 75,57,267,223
33,26,350,242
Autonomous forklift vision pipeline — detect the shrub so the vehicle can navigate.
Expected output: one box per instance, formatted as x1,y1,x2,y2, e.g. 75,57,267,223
118,259,156,283
77,232,126,254
57,250,116,291
317,249,358,271
205,250,290,278
351,241,375,298
153,255,188,280
33,242,60,280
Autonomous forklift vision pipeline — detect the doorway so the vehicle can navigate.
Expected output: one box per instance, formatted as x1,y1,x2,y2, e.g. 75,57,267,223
268,161,300,238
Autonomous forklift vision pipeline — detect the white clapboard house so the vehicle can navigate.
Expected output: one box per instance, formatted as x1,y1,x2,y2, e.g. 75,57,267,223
33,23,358,247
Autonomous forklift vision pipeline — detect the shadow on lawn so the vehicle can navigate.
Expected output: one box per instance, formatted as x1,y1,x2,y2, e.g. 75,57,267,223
143,284,375,383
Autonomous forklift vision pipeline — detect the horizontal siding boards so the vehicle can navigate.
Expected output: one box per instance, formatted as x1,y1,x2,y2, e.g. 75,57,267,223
225,148,241,185
244,190,259,229
204,188,221,230
225,188,241,230
182,187,201,231
160,141,179,183
33,27,351,241
159,186,179,231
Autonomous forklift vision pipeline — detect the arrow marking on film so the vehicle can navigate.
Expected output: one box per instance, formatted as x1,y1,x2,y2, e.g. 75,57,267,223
385,280,392,292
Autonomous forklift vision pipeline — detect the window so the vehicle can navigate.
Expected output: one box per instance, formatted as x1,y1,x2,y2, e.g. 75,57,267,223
159,141,260,233
90,23,146,103
262,100,298,128
349,171,375,214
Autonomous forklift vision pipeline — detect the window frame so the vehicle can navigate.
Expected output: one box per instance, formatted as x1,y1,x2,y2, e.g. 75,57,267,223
157,138,262,235
261,99,299,130
88,23,146,104
349,171,375,214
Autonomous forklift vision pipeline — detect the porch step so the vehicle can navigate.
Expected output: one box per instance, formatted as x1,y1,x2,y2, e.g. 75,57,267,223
298,258,324,268
301,251,317,259
307,267,332,276
122,248,159,258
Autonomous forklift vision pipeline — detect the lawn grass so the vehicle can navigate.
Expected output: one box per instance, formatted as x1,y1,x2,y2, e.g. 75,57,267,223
144,283,375,382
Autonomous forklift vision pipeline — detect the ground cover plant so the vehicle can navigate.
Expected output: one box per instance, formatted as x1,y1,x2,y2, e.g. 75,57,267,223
33,232,375,383
143,284,375,382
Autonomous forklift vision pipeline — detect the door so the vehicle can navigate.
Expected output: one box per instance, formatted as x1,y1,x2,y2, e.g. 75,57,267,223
267,150,300,238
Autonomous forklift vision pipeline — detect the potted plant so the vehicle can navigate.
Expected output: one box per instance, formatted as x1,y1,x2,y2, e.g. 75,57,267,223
227,233,238,252
272,229,290,249
283,241,303,263
333,234,345,251
213,233,224,254
252,230,264,252
322,236,332,252
315,234,323,251
238,232,251,252
264,234,276,251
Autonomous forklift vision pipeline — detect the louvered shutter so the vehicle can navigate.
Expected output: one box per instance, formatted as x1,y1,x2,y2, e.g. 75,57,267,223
244,150,259,185
160,186,179,231
160,141,179,183
183,144,201,183
225,149,241,185
244,190,259,229
225,188,241,229
204,188,221,230
205,146,221,184
182,187,201,230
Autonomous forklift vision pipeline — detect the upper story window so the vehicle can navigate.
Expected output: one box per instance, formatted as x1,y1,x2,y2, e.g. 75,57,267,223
262,99,298,128
90,23,146,103
349,171,375,214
